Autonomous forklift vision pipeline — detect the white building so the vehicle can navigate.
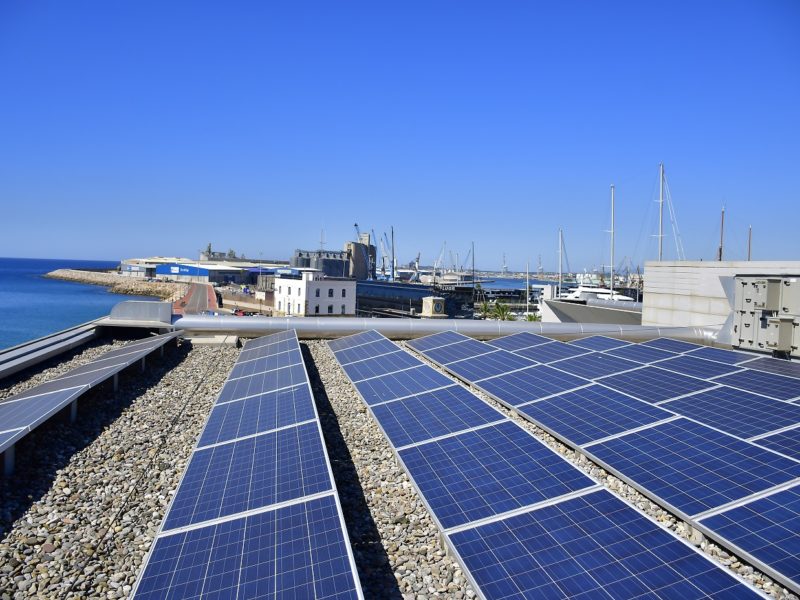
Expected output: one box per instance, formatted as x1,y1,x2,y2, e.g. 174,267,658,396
272,269,356,317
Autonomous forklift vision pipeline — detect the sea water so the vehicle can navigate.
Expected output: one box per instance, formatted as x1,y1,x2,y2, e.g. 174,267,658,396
0,257,157,350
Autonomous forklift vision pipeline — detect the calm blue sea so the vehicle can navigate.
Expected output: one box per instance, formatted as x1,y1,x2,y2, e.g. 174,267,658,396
482,277,552,290
0,257,157,350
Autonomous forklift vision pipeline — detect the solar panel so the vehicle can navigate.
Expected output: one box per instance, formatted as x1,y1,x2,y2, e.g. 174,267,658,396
518,385,676,446
606,344,677,364
327,329,384,352
333,339,399,365
238,339,298,362
597,366,718,404
661,386,800,439
450,489,762,600
687,346,757,365
655,354,743,379
549,352,641,380
399,421,595,529
746,357,800,380
568,335,631,351
0,428,25,453
240,329,296,349
0,387,85,433
217,364,309,403
340,350,421,382
478,365,589,406
713,369,800,401
700,484,800,592
371,386,505,448
198,385,316,448
514,341,591,364
423,340,498,365
754,427,800,461
228,349,303,380
445,350,535,382
485,332,553,351
134,495,360,600
640,337,703,353
351,367,455,406
405,330,469,352
163,422,332,531
587,418,800,517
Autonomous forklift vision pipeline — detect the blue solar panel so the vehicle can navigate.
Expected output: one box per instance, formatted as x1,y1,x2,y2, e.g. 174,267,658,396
478,365,589,406
661,386,800,439
598,366,717,404
754,428,800,461
587,418,800,517
656,355,743,379
569,335,631,351
371,386,504,448
641,337,703,353
518,385,675,446
228,349,303,379
242,329,296,350
423,340,497,365
239,339,298,361
514,341,591,363
334,339,399,365
0,387,84,430
198,384,316,448
486,332,553,351
606,344,677,364
218,364,309,403
688,346,757,365
747,357,800,380
353,366,455,406
549,352,641,380
135,495,359,600
700,484,800,591
405,330,469,352
327,330,384,352
0,428,25,453
399,421,594,529
713,369,800,401
341,350,420,382
445,350,535,382
450,489,761,600
163,422,332,531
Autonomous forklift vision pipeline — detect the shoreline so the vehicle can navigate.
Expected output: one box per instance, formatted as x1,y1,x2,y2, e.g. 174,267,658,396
45,269,186,302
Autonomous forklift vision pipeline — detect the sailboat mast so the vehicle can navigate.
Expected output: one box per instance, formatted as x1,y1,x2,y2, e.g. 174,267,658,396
558,228,563,298
658,162,664,261
610,184,615,298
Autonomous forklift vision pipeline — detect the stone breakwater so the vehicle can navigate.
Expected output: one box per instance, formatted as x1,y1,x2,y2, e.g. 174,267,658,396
45,269,186,301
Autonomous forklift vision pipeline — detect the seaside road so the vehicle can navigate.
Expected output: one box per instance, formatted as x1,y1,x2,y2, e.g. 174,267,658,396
174,283,217,315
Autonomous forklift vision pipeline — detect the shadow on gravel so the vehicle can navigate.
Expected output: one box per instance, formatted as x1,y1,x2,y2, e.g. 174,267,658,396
301,344,403,600
0,341,191,539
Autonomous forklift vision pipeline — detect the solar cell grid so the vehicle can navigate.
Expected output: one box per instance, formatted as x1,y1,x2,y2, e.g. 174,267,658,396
228,349,303,380
700,485,800,592
713,369,800,401
371,386,505,448
747,357,800,380
405,330,469,352
241,329,296,349
218,364,308,403
518,384,676,445
661,386,800,439
334,339,399,365
485,332,553,352
450,489,761,600
341,350,420,382
0,387,84,431
163,422,332,531
513,341,591,364
656,355,743,379
568,335,631,351
399,421,595,529
478,365,589,406
444,350,535,382
587,418,800,517
754,428,800,461
688,346,757,365
549,352,641,380
238,339,298,362
135,495,360,600
597,366,717,404
606,344,677,364
0,428,25,453
353,367,455,406
198,384,316,448
641,337,703,353
423,340,497,365
327,330,385,352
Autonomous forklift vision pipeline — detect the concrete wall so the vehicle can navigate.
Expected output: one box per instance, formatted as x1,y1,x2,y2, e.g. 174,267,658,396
642,261,800,327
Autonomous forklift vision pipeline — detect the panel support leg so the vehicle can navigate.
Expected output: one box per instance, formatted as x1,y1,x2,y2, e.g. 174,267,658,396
3,445,14,477
70,400,77,423
141,357,146,372
161,346,165,358
113,373,119,392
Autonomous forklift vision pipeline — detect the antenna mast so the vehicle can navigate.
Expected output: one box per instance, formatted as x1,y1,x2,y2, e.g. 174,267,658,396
610,184,615,297
658,162,664,261
747,225,752,261
717,206,725,261
558,228,563,298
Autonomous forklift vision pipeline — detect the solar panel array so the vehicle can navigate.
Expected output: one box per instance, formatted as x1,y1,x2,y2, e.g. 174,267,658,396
0,332,179,457
410,330,800,593
133,331,362,600
331,330,762,599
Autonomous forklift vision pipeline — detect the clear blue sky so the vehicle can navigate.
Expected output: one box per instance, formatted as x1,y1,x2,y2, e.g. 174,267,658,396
1,1,798,272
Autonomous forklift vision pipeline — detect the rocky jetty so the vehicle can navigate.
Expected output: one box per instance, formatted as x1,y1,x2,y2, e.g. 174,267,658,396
45,270,186,301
